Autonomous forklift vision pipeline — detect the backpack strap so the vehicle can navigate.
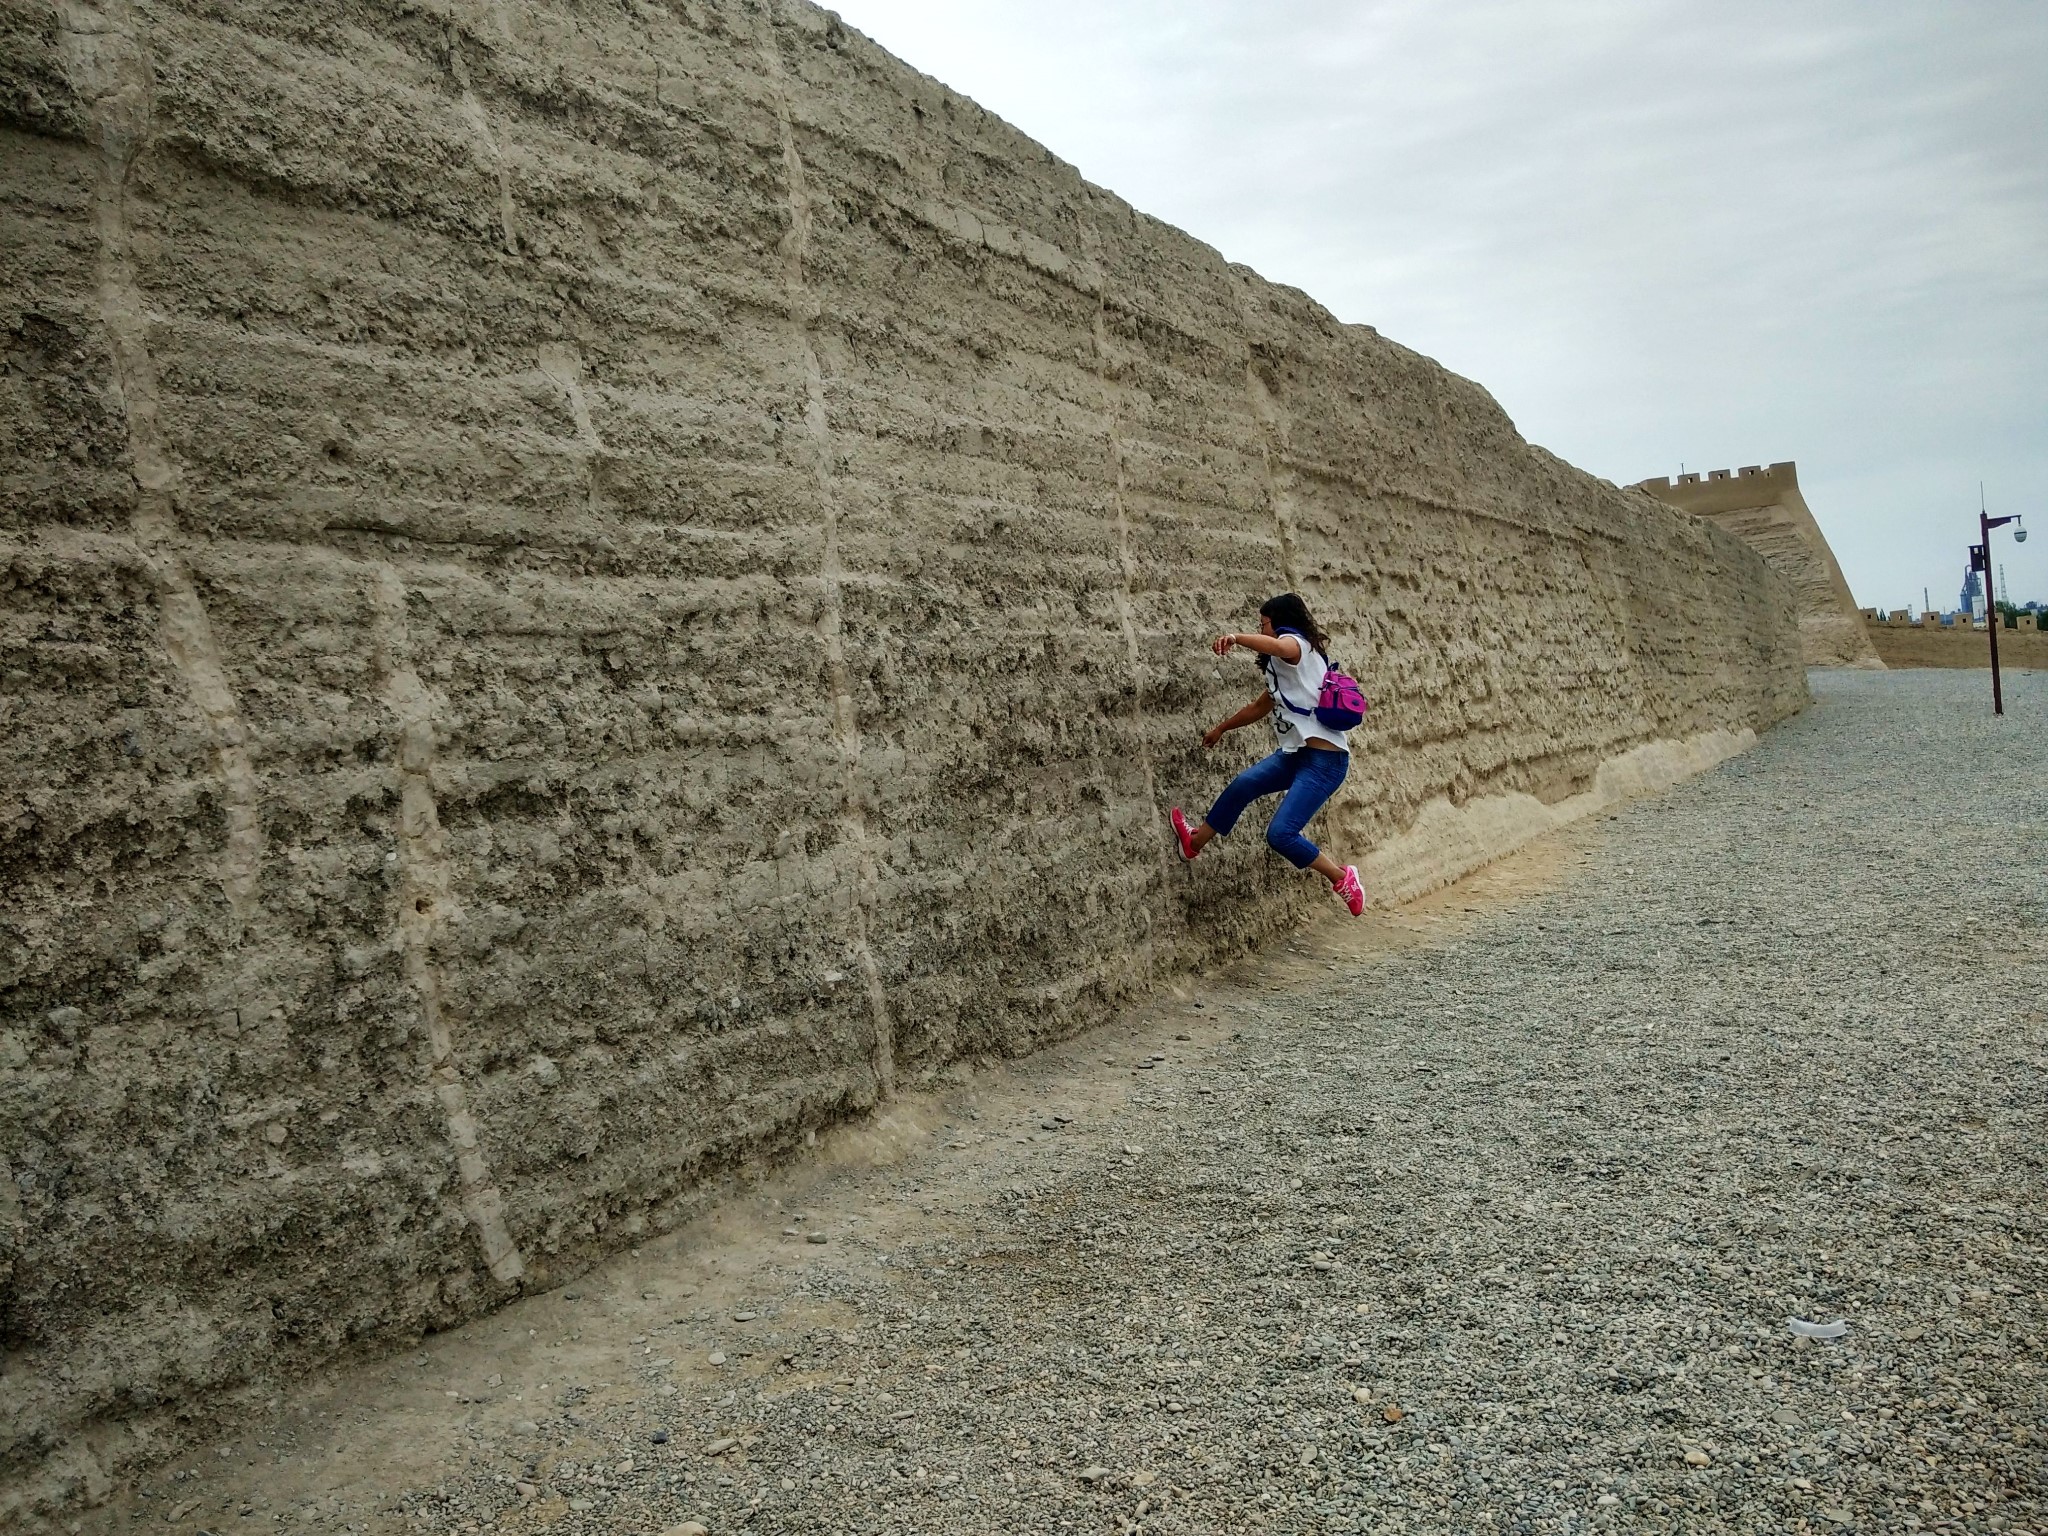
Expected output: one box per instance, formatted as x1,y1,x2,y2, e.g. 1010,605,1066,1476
1263,628,1325,717
1268,671,1316,717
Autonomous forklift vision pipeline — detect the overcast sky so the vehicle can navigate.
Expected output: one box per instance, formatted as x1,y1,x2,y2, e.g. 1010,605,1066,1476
830,0,2048,612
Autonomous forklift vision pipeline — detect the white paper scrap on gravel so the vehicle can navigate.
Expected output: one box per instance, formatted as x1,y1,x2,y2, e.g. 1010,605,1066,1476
1786,1317,1851,1339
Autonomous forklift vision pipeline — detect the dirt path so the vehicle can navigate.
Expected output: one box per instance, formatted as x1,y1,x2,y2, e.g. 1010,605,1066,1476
76,671,2048,1536
76,829,1581,1536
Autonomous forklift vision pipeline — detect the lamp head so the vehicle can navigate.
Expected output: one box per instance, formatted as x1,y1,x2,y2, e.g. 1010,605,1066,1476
2015,517,2028,543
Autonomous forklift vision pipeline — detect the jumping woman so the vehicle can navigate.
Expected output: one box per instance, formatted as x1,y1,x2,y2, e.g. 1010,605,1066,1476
1170,593,1367,917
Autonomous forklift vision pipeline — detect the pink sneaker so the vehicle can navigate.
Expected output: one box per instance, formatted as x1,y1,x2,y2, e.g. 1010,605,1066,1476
1170,807,1198,861
1333,865,1365,917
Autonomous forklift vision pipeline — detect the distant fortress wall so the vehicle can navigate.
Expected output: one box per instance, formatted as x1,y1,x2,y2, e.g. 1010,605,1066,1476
1634,463,1883,670
1861,611,2048,671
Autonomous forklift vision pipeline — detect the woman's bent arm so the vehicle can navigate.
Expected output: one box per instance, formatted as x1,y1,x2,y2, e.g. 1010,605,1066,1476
1212,631,1302,662
1203,692,1273,748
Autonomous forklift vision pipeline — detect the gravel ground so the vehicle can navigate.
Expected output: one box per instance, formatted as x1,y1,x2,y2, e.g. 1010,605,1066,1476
97,669,2047,1536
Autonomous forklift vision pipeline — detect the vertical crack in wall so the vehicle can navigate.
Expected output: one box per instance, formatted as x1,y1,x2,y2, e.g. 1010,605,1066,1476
1240,353,1306,593
538,344,604,518
59,0,265,931
1236,281,1374,664
1425,373,1470,495
1080,227,1170,894
448,28,517,255
369,566,525,1286
759,10,895,1096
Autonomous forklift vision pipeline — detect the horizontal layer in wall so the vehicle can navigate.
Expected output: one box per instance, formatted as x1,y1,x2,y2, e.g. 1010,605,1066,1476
0,0,1804,1514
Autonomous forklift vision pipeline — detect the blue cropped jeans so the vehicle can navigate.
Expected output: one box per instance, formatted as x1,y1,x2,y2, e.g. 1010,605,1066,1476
1205,747,1349,869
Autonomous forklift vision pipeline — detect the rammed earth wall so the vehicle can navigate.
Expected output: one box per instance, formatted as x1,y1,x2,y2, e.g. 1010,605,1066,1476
1633,462,1882,670
0,0,1806,1511
1865,619,2048,672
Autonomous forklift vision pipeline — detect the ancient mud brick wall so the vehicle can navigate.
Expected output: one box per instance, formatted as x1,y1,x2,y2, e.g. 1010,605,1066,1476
0,0,1806,1506
1635,462,1882,669
1864,618,2048,672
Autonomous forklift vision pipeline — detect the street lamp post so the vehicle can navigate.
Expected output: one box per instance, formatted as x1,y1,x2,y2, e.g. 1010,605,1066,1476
1972,506,2027,716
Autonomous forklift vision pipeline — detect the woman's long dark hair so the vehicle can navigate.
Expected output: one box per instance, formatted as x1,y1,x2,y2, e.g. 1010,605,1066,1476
1259,592,1331,658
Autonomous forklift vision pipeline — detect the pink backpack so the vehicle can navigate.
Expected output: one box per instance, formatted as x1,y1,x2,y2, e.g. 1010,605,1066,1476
1271,630,1370,731
1313,669,1369,730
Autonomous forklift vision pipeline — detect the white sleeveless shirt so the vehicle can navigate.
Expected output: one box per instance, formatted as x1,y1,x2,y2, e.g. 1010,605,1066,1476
1262,636,1349,753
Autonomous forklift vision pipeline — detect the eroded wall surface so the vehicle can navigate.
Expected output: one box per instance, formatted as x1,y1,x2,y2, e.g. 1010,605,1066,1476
1634,462,1881,669
0,0,1806,1509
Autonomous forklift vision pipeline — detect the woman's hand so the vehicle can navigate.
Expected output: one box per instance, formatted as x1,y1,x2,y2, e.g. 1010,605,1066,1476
1207,691,1272,746
1211,632,1239,657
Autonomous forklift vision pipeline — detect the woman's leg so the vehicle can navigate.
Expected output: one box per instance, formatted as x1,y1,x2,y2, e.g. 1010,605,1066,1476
1182,751,1297,856
1305,848,1348,884
1264,747,1350,876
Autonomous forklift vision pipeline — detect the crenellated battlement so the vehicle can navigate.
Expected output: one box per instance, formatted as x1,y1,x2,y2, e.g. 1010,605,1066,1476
1634,461,1798,494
